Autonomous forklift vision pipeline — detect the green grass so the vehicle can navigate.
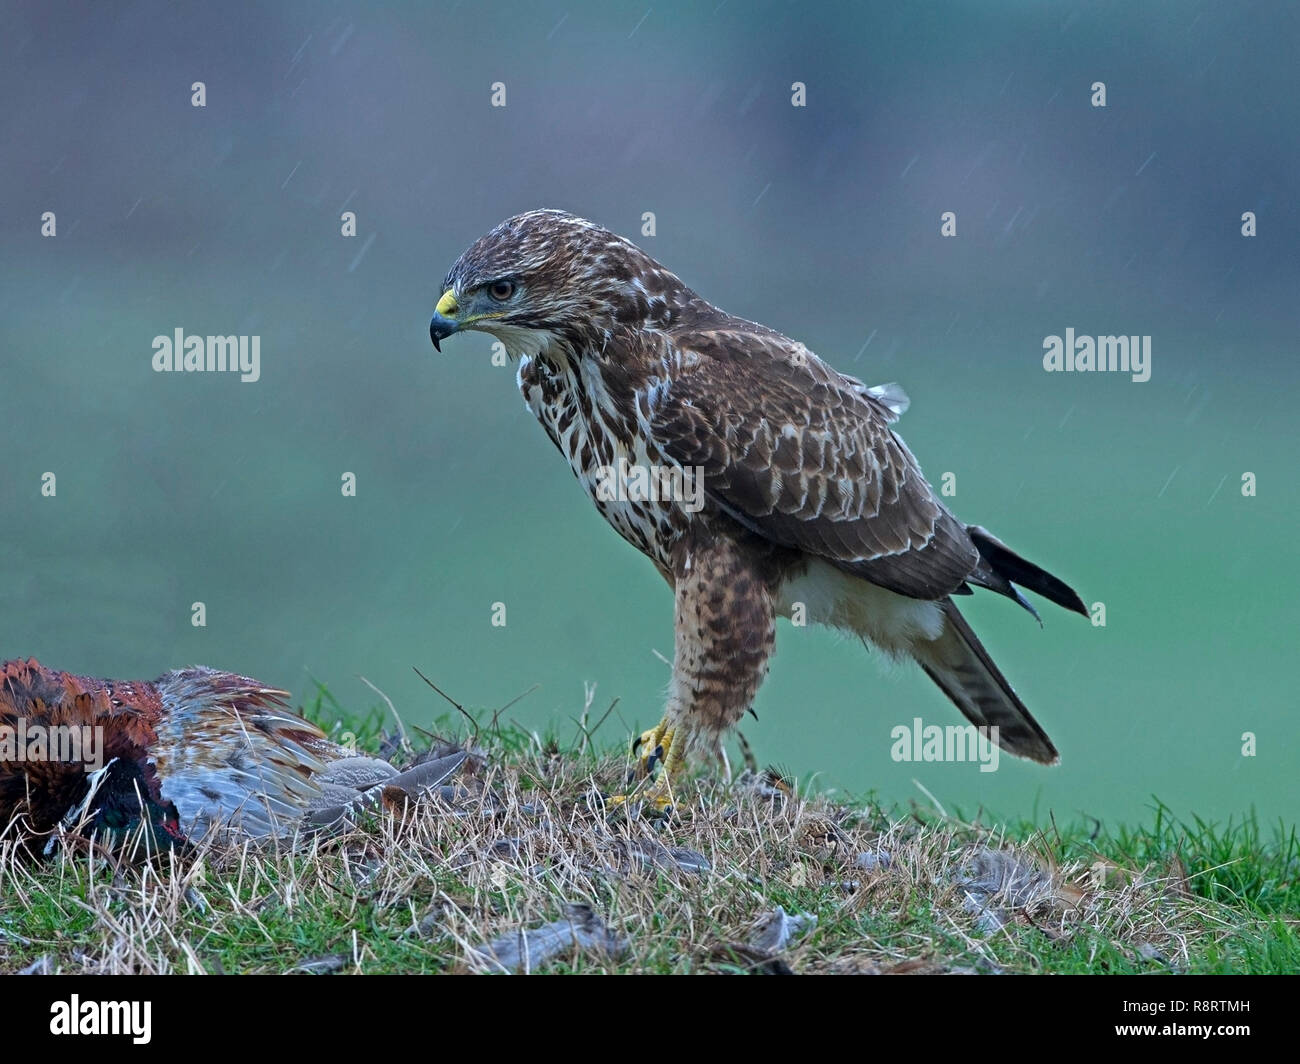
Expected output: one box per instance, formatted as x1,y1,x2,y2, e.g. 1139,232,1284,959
1,692,1295,975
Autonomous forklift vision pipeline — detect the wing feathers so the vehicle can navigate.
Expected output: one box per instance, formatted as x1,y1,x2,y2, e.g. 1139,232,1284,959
626,321,1084,616
967,525,1089,617
646,326,978,600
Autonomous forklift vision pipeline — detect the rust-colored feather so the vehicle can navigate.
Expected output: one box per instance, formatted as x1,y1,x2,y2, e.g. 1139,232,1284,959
1,658,455,848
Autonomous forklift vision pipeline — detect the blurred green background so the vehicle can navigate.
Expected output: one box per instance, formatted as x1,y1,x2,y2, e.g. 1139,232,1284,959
2,1,1296,827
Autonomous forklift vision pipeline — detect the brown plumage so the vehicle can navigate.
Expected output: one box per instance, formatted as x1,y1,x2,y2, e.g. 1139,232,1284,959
0,658,464,849
429,210,1087,801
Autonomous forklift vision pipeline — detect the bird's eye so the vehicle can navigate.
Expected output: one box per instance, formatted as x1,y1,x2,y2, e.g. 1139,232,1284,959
488,280,516,302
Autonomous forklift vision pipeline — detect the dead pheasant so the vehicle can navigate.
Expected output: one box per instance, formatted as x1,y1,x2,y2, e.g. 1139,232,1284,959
0,658,464,849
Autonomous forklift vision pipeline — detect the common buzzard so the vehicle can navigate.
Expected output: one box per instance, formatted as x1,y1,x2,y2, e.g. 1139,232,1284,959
430,210,1086,805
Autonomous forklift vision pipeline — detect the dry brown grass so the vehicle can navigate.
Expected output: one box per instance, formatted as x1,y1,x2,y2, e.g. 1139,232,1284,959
0,731,1260,975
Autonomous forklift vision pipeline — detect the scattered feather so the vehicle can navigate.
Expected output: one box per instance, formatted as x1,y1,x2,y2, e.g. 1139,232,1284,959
466,903,628,973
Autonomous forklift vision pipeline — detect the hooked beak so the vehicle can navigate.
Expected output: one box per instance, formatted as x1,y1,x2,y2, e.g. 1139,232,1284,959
429,289,460,352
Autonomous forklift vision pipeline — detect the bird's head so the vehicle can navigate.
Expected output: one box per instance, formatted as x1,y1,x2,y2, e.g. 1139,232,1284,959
0,658,187,851
429,209,689,359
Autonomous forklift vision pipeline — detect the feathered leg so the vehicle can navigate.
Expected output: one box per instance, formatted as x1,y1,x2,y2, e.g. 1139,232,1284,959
628,529,776,809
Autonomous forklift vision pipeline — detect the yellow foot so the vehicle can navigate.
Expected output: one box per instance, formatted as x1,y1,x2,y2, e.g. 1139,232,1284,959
606,718,683,815
605,789,674,817
632,719,675,778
